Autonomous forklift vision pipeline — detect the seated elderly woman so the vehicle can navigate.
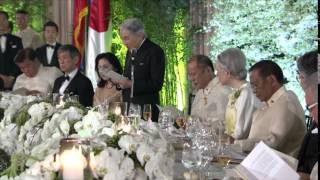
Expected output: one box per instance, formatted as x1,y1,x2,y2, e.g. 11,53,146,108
93,52,123,106
13,48,62,95
215,48,261,140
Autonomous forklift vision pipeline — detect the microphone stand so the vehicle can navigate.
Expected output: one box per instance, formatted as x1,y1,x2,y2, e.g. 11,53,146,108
127,49,136,117
130,49,136,100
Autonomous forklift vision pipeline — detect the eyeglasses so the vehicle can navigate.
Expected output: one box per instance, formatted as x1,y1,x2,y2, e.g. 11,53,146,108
306,102,318,111
296,70,305,83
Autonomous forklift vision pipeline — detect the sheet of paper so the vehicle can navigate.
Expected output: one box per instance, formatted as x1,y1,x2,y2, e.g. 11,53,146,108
239,141,299,180
11,87,28,95
101,70,126,82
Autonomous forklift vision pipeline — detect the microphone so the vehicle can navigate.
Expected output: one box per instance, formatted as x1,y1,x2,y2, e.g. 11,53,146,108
130,48,137,62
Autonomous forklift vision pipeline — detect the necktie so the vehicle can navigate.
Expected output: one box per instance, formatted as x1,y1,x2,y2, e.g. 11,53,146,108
46,44,55,49
63,75,70,81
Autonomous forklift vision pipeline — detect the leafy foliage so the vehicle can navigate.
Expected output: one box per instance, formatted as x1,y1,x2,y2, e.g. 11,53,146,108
206,0,317,106
0,108,4,122
105,132,121,149
0,0,47,32
107,112,121,123
63,101,88,115
12,101,39,126
0,149,10,173
0,153,26,178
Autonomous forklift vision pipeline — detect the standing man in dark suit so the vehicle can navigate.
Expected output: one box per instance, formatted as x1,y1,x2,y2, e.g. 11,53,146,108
52,44,94,107
0,11,23,91
36,21,61,68
117,18,165,122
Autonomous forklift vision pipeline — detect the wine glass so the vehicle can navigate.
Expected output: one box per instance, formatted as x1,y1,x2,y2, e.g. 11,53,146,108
181,141,202,175
143,104,152,121
215,122,231,168
185,115,200,139
67,95,79,103
108,102,127,116
128,103,141,131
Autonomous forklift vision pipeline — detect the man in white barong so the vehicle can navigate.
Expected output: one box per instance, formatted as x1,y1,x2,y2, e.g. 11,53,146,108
13,48,62,95
236,60,306,158
188,54,231,124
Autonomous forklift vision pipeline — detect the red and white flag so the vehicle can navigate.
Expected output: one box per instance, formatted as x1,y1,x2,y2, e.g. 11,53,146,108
73,0,88,66
85,0,112,87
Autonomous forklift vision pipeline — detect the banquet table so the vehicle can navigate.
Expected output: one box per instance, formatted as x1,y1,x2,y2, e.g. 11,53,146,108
140,122,246,180
0,92,247,179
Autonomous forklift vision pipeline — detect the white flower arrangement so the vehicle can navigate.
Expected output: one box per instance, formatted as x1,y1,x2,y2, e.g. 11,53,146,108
0,93,174,180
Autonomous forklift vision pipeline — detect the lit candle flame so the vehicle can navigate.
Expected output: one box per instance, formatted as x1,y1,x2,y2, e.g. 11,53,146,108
60,146,87,180
114,106,121,116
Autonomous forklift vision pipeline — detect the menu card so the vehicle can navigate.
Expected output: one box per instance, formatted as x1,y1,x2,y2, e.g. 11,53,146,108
234,141,300,180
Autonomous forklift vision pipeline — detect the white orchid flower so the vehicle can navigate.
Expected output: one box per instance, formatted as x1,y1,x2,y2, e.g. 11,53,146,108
118,135,138,154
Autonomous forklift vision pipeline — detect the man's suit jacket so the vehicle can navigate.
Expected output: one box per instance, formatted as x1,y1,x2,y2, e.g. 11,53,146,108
0,33,23,77
52,70,94,107
0,33,23,90
122,38,165,121
297,124,319,174
36,43,61,68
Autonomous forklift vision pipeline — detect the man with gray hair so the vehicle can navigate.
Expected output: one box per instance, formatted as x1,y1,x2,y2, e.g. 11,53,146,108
52,44,94,107
116,18,165,121
296,51,318,180
296,50,318,90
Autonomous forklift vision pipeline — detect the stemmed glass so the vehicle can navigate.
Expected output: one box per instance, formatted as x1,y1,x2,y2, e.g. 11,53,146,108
181,141,202,176
67,95,79,103
143,104,152,121
185,115,200,139
158,111,173,130
108,102,127,116
128,103,141,131
215,122,231,168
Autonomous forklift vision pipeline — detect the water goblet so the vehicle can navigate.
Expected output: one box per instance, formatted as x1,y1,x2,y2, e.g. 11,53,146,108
181,141,202,176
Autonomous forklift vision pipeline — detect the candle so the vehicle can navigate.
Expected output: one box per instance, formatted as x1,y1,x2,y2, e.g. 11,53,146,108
56,96,65,108
89,152,96,173
60,146,87,180
114,106,122,116
52,154,61,171
122,124,132,133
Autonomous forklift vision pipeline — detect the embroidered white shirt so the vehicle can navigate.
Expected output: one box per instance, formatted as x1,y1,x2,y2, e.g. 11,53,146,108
13,65,62,94
191,77,231,123
15,27,42,49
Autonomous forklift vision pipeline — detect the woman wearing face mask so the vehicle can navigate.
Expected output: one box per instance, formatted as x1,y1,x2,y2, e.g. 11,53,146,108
93,53,123,106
